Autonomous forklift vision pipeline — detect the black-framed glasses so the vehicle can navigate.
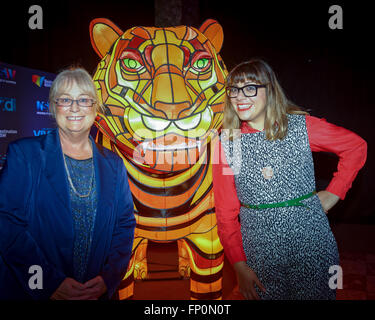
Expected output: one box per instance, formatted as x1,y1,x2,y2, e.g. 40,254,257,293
226,84,266,98
55,98,96,108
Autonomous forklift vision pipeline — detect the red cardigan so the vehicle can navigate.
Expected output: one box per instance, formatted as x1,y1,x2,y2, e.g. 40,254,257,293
212,115,367,265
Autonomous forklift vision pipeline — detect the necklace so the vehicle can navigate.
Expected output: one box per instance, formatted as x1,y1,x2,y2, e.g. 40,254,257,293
63,153,94,198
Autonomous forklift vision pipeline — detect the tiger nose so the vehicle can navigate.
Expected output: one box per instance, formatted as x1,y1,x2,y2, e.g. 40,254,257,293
152,65,193,120
154,100,191,119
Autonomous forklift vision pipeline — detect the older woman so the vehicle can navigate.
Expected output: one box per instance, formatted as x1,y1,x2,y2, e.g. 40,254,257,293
0,67,135,300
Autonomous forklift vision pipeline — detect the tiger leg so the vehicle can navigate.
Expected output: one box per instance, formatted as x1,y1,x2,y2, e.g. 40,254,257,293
117,237,148,300
177,239,191,278
179,221,224,300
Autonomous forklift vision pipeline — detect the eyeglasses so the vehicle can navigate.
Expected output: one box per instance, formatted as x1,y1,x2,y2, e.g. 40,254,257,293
226,84,266,98
55,98,96,108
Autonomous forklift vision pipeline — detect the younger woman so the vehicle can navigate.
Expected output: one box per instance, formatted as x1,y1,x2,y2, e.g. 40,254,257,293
212,59,367,300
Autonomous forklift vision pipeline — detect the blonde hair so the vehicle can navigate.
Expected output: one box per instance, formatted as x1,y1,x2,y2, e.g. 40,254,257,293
223,59,308,140
49,66,104,118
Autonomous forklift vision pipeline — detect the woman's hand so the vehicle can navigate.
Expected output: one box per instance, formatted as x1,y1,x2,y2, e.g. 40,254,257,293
233,261,266,300
83,276,107,299
51,277,91,300
51,276,107,300
317,190,340,214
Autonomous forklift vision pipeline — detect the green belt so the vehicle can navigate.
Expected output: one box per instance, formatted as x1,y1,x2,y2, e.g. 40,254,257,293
241,191,317,210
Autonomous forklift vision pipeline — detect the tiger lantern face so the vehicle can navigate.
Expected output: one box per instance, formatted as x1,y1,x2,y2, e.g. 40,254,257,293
90,19,227,172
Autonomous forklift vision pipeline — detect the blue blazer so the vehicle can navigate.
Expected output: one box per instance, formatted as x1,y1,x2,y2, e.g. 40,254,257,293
0,129,135,300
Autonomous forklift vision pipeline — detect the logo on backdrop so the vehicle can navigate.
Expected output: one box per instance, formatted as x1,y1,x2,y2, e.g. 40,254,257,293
0,66,16,84
33,127,53,136
32,74,52,88
36,100,51,115
0,97,16,112
0,153,6,171
0,129,18,138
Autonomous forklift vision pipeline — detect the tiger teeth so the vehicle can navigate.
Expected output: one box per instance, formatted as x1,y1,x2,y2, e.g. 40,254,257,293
141,140,201,152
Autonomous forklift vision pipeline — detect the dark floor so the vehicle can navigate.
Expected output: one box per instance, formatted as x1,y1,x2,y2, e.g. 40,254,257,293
130,223,375,300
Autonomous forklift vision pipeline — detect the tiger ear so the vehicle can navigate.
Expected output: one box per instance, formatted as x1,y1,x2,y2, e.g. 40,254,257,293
90,18,123,58
199,19,224,53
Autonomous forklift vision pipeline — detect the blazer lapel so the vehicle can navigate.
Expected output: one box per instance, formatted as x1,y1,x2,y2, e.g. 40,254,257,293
41,131,117,279
41,129,72,213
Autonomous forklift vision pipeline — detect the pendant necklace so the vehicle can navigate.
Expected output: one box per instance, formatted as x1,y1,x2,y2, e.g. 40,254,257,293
63,153,94,198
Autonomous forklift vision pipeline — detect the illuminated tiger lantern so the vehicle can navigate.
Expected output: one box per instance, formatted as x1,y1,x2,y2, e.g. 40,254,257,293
89,18,227,299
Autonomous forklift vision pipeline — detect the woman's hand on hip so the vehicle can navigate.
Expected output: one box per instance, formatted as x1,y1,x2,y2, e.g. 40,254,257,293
317,190,340,214
233,261,266,300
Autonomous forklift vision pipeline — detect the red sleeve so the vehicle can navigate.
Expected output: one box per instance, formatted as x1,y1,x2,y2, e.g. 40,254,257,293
212,138,247,265
306,115,367,200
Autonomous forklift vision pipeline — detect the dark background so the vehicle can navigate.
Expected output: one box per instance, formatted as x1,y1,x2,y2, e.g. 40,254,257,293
0,0,373,224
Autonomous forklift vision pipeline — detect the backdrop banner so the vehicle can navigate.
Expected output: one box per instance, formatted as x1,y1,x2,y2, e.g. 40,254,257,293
0,62,56,170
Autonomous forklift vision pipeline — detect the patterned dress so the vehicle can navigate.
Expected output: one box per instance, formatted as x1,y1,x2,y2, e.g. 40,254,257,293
221,114,339,300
